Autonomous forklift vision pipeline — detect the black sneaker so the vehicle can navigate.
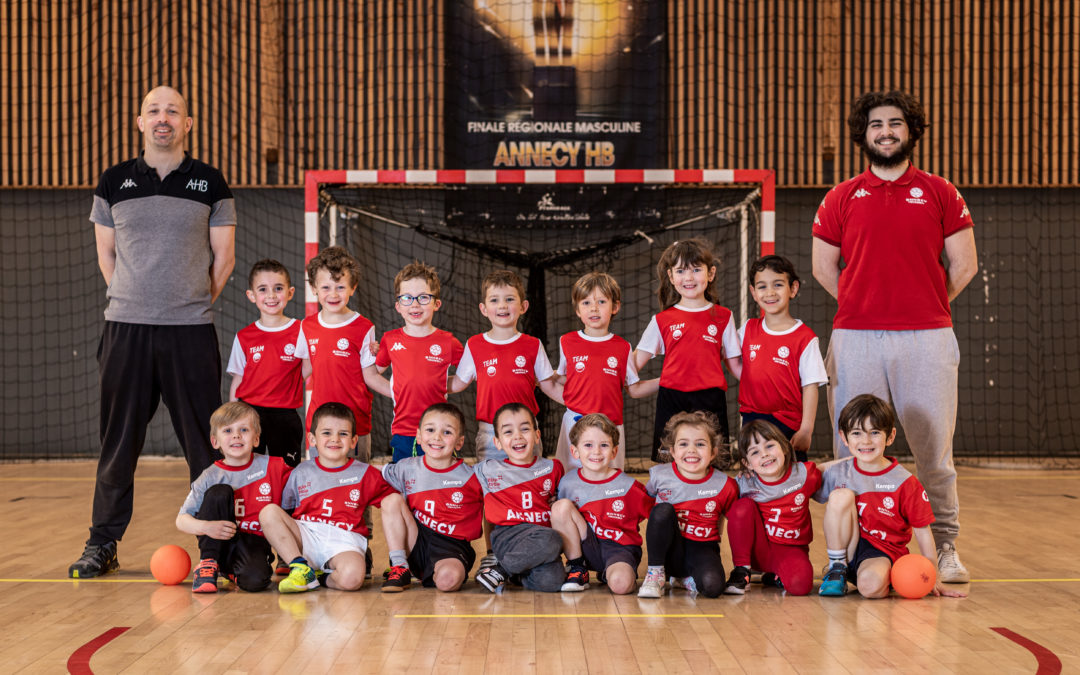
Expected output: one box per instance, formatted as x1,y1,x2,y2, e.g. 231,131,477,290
560,566,589,592
476,564,509,593
381,564,412,593
68,541,119,578
724,566,750,595
761,572,784,590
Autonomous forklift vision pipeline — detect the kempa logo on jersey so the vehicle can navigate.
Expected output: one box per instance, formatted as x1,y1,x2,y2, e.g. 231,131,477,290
391,342,406,351
782,484,800,495
696,489,719,497
186,178,209,192
120,178,138,189
338,475,359,485
246,471,265,481
875,483,896,490
852,188,871,199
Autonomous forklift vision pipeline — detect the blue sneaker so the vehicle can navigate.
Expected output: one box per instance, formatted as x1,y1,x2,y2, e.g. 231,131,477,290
818,562,848,596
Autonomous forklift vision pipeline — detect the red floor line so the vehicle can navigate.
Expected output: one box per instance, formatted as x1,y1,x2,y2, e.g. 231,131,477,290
67,626,130,674
991,627,1062,675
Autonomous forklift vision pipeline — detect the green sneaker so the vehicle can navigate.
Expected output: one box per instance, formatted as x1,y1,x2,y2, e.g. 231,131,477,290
278,561,319,593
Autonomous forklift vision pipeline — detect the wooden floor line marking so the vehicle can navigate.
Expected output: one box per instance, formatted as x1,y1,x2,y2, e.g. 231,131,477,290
396,613,725,618
67,626,130,674
990,627,1062,675
3,576,1080,585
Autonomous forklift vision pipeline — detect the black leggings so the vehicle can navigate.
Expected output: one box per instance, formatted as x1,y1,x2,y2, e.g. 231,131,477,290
645,503,725,598
195,484,273,591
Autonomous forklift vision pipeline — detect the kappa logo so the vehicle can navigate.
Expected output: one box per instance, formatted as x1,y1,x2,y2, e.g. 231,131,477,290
336,338,350,350
349,488,361,501
259,482,271,496
284,343,296,356
514,355,526,368
390,342,406,352
960,205,970,219
777,346,790,358
883,496,895,509
853,188,871,199
120,178,138,189
452,491,463,504
186,178,209,192
612,499,624,512
430,344,442,356
606,356,618,369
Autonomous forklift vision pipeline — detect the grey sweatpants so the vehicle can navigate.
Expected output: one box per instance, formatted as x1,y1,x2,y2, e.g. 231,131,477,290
491,523,566,592
825,328,960,546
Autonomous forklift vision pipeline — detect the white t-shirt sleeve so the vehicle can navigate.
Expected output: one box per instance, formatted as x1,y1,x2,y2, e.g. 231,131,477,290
737,320,748,346
556,341,567,376
636,316,663,355
226,334,246,377
360,326,377,368
799,336,828,386
294,327,310,359
722,315,741,358
455,344,477,384
534,342,555,381
623,343,641,386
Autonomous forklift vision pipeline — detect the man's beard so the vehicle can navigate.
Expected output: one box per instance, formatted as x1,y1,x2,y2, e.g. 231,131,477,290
862,137,914,168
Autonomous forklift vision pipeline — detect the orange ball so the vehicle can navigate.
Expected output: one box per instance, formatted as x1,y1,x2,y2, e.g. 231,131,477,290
150,545,192,585
890,553,937,598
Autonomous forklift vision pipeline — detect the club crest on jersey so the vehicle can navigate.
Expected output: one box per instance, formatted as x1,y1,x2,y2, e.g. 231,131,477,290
906,186,927,204
575,361,586,372
430,344,442,356
707,324,717,336
337,338,350,350
705,500,716,512
883,496,895,509
452,491,463,504
777,346,790,358
612,499,624,512
349,488,360,501
259,482,271,496
606,356,618,369
794,493,805,505
284,343,296,356
543,478,552,492
486,365,497,377
515,355,526,368
252,352,262,362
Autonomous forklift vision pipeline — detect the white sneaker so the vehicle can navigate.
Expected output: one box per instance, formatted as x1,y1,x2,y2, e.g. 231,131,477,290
937,542,971,583
637,567,666,598
669,576,698,594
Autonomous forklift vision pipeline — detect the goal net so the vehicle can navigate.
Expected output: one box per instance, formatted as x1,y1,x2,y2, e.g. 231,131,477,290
306,169,773,464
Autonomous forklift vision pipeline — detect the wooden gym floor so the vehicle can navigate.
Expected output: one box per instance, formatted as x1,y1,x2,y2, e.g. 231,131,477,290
2,459,1077,674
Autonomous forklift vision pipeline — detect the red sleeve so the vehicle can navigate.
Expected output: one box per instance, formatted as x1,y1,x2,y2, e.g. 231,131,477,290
549,460,566,504
812,186,843,246
450,335,464,367
899,476,935,528
363,466,397,508
939,177,974,238
718,478,739,514
804,462,823,496
631,480,655,519
375,334,391,368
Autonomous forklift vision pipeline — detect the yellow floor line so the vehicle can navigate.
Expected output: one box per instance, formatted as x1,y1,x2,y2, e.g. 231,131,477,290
396,613,725,618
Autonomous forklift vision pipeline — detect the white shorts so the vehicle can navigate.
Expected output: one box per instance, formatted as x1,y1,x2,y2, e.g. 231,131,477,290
298,520,368,572
554,409,626,470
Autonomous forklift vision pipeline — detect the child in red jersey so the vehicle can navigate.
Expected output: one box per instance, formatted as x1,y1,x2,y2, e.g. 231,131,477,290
176,402,291,593
369,262,463,463
552,272,656,471
226,259,304,467
473,403,566,593
259,403,397,593
816,395,966,599
737,256,826,462
638,411,738,599
634,238,742,461
551,414,654,594
379,403,484,592
450,269,559,461
723,420,822,596
294,247,388,460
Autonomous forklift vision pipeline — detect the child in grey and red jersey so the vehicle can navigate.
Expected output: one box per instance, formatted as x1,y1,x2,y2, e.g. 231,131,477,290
723,419,822,596
638,411,738,599
551,413,653,594
473,402,566,593
177,402,291,593
379,403,484,592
